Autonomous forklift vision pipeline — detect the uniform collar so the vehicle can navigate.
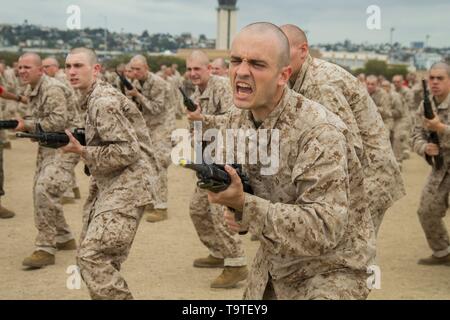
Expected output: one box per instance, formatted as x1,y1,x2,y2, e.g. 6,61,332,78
80,79,100,111
434,93,450,110
243,86,293,130
29,74,46,98
291,54,313,93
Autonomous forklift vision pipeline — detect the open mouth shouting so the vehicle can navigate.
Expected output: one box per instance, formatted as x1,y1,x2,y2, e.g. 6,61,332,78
235,81,254,100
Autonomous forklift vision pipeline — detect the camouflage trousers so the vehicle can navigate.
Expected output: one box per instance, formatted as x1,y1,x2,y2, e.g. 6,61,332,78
253,270,370,300
152,137,172,210
77,205,144,300
392,121,409,163
0,144,4,197
417,170,450,256
189,187,246,266
33,160,76,254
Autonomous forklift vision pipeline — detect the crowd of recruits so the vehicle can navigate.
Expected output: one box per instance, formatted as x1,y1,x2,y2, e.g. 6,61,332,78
0,21,449,300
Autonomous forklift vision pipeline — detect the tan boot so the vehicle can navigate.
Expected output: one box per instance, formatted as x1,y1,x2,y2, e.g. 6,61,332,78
146,209,168,223
72,187,81,199
193,255,224,268
0,205,15,219
56,239,77,251
210,266,248,288
418,254,450,265
22,250,55,268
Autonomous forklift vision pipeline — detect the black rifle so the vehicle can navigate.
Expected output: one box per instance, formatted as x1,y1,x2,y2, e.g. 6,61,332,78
115,70,134,91
0,120,18,129
422,79,443,170
16,124,85,149
178,87,198,112
180,160,253,234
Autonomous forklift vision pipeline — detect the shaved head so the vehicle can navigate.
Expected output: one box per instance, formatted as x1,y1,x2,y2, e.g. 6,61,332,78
130,54,148,68
68,47,98,66
280,24,308,46
129,54,149,81
43,56,59,67
187,50,210,67
238,22,290,69
430,62,450,78
212,58,227,69
18,52,43,87
19,52,42,66
366,75,378,82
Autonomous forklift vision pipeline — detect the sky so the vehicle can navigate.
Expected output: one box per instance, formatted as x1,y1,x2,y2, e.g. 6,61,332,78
0,0,449,47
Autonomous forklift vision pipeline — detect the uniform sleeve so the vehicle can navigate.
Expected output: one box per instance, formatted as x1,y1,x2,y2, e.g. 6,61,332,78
391,94,403,120
216,81,233,114
411,102,429,156
24,86,68,132
136,79,167,115
376,92,392,121
240,124,350,257
82,97,141,175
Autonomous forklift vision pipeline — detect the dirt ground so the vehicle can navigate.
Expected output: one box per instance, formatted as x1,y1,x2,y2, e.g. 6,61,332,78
1,124,450,300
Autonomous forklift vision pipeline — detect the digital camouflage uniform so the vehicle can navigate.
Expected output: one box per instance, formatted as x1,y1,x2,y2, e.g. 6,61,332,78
369,87,394,139
395,87,416,147
77,80,158,300
387,90,410,163
23,75,81,254
412,93,450,258
189,75,246,267
134,72,175,210
51,70,83,198
290,55,404,234
221,88,375,300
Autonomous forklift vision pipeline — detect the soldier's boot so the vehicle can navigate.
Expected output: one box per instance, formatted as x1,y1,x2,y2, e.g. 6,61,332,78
22,250,55,268
146,208,168,223
193,255,224,268
418,254,450,265
0,205,15,219
72,187,81,199
56,239,77,251
210,266,248,288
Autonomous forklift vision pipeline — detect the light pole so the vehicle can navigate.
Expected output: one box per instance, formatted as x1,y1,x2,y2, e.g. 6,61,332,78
389,27,395,61
99,15,108,52
425,34,430,48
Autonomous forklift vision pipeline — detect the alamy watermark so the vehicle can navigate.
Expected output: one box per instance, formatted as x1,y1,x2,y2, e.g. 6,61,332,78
171,121,280,175
66,265,81,290
366,265,381,289
366,5,381,30
66,5,81,30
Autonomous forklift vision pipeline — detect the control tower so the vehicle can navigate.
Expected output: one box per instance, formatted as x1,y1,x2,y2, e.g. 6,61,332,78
216,0,238,50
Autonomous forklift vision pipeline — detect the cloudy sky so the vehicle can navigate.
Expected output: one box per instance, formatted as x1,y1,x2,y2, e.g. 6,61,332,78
0,0,449,47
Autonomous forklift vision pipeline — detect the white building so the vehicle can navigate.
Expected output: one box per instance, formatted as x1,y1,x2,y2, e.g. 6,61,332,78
414,52,444,70
320,51,389,70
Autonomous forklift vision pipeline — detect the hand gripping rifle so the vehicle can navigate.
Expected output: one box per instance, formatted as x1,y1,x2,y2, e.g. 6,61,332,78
422,79,443,170
179,159,253,235
115,70,134,91
16,124,86,149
